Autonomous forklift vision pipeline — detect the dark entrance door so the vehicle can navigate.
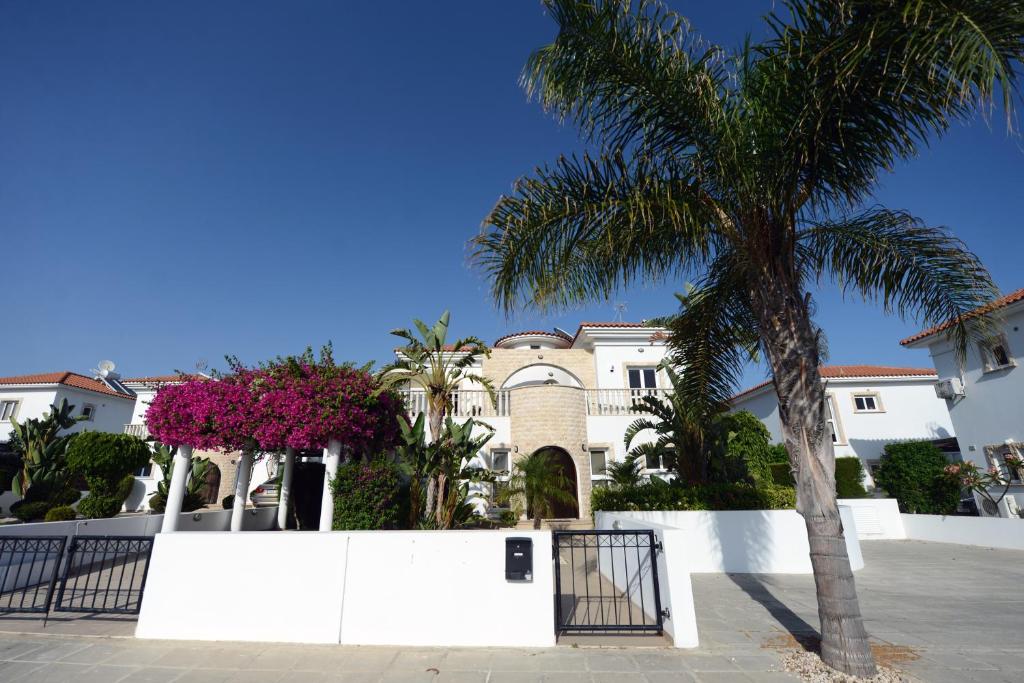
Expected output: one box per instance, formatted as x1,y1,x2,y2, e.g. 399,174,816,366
535,446,578,518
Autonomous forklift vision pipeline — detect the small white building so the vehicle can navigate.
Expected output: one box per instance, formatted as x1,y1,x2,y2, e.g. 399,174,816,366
730,365,957,488
901,288,1024,516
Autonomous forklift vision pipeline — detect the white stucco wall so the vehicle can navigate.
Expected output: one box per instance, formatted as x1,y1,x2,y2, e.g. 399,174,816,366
591,343,669,390
0,385,135,441
923,305,1024,465
597,509,864,574
901,514,1024,550
732,378,955,486
137,530,556,647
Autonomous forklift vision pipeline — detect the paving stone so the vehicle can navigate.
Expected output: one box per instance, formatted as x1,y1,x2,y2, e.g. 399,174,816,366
486,672,545,683
584,652,638,671
0,658,47,682
643,673,699,683
434,672,488,683
590,673,649,683
116,665,188,682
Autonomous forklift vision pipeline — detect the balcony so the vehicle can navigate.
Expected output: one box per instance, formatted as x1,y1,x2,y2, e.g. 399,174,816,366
400,390,512,419
124,423,149,438
584,389,672,416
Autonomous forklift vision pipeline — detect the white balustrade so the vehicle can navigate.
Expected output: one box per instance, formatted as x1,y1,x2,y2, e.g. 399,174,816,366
124,423,150,438
584,388,672,416
399,390,511,418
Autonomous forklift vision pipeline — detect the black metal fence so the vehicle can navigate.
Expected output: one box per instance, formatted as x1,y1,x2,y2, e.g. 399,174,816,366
553,530,664,635
0,536,66,613
54,536,154,614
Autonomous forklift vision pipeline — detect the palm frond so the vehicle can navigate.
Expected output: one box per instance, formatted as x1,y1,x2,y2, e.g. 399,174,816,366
799,208,999,360
474,151,723,312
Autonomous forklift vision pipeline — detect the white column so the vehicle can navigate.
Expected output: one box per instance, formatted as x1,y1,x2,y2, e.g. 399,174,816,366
319,438,342,531
160,444,193,533
231,449,254,532
277,447,296,530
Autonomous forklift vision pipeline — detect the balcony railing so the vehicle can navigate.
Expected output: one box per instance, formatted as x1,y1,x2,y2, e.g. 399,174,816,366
400,390,511,418
584,389,673,416
124,423,149,438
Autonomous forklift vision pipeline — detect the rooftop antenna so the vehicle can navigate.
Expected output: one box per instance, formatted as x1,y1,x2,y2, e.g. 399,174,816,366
613,302,628,322
93,359,117,379
195,359,210,378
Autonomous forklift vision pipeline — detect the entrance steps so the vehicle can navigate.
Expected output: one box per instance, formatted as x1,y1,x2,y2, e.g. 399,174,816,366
515,518,594,531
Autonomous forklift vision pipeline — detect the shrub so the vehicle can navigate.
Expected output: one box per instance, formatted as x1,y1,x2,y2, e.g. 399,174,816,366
591,479,795,513
718,411,775,484
835,458,869,498
66,433,151,518
222,494,235,510
12,501,52,522
148,491,206,514
330,459,402,530
770,462,794,486
874,441,959,514
44,505,77,522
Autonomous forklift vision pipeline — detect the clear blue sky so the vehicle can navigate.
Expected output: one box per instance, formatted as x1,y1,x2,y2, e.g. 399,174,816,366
3,1,1022,390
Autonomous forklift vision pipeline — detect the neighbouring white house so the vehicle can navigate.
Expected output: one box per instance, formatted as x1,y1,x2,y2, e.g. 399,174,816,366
901,287,1024,516
730,365,957,488
400,322,672,519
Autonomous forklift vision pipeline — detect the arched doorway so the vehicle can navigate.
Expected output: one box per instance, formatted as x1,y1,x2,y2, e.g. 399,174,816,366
533,446,579,519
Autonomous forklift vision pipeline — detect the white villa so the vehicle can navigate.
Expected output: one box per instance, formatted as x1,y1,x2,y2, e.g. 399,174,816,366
731,365,957,488
901,287,1024,516
399,322,672,519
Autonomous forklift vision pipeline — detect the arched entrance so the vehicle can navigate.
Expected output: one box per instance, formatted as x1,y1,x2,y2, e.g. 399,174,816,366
534,446,579,519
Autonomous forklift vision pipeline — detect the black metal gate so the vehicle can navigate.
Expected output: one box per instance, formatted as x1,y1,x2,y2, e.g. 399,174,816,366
54,536,155,614
553,530,664,634
0,536,66,613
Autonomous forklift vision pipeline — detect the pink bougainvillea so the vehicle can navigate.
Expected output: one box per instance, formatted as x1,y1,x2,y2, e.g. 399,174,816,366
145,350,401,455
253,360,401,453
145,372,260,452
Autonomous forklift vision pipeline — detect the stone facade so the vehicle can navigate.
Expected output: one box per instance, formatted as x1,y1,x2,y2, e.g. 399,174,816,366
480,348,597,389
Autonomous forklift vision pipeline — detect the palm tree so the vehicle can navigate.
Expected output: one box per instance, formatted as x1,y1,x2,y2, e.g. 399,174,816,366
604,454,644,488
500,449,578,529
379,311,496,520
472,1,1023,674
624,360,729,484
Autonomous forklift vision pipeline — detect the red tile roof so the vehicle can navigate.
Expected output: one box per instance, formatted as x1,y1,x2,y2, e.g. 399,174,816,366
122,374,198,385
731,365,938,402
0,371,135,399
900,288,1024,346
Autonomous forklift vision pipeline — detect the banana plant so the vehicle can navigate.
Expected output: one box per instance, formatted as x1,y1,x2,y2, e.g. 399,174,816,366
9,398,81,497
434,416,495,529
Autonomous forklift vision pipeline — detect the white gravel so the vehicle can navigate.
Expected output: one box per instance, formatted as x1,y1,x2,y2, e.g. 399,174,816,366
780,650,919,683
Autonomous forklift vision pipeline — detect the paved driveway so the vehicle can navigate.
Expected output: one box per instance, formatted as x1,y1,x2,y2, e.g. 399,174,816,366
0,539,1020,682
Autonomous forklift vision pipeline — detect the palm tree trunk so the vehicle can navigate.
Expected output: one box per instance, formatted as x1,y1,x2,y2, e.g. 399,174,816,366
750,273,877,677
424,396,444,521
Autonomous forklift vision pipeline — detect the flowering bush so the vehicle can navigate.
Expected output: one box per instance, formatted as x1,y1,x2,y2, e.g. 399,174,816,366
145,372,261,452
944,453,1023,513
251,351,401,453
145,346,401,455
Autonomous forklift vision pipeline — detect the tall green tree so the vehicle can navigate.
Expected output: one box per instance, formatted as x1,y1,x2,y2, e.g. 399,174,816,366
472,1,1023,674
379,311,495,520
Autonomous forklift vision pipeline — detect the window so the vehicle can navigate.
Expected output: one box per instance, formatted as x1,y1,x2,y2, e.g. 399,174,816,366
0,399,19,421
825,394,845,444
627,367,658,389
980,336,1014,372
1003,454,1023,483
491,450,510,473
81,404,96,421
136,461,153,478
589,449,608,476
852,393,882,413
867,459,882,482
529,344,541,350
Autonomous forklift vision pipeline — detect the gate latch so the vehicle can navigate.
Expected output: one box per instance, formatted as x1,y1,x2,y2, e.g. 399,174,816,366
653,540,664,552
660,608,671,620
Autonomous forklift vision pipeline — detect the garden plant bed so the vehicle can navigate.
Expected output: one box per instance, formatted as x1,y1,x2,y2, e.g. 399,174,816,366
764,633,920,682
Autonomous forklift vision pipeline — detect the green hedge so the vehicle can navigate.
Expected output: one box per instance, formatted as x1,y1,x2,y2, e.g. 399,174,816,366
66,432,151,518
331,459,402,530
44,505,77,522
874,441,959,514
591,480,795,513
769,458,868,498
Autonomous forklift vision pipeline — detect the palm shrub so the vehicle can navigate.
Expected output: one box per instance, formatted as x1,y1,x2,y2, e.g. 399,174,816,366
874,442,959,514
8,399,81,511
499,449,577,529
605,454,644,488
433,417,495,529
378,312,495,524
471,0,1024,673
66,432,151,518
147,443,209,513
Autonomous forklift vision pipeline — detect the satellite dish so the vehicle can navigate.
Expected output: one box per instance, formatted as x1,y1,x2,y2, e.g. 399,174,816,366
97,360,116,377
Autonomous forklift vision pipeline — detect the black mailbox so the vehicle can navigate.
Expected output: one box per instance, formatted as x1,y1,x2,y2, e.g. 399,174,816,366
505,537,533,581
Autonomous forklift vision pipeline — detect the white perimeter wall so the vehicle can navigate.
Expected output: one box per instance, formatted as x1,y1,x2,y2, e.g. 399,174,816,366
901,514,1024,551
597,509,863,574
137,530,555,647
836,498,905,540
